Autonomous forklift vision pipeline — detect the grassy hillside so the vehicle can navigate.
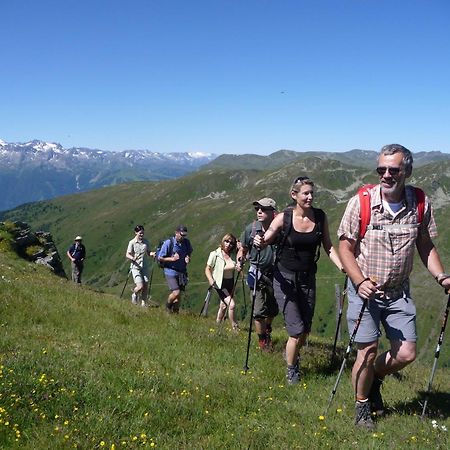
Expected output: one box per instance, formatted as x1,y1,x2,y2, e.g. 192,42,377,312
1,245,449,449
2,157,450,362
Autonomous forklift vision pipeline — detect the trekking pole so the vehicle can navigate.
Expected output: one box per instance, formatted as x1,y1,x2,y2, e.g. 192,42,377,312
241,274,247,320
243,250,260,374
199,286,213,317
324,296,368,415
120,269,131,298
421,291,450,419
331,276,348,362
146,263,159,307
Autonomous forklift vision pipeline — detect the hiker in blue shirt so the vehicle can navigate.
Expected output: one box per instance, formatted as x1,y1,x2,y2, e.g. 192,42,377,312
158,225,193,313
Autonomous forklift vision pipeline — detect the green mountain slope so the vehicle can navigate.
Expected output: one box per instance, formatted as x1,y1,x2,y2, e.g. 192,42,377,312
2,158,450,362
1,239,449,449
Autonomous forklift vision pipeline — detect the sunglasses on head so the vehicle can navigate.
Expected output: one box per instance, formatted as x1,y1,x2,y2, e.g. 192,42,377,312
293,176,310,184
254,206,273,212
376,166,401,176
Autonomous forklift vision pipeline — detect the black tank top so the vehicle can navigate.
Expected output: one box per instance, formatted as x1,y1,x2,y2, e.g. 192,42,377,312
278,223,321,272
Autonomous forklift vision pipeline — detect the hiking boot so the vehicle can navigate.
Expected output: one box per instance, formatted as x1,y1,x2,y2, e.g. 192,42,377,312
369,377,385,416
265,333,274,352
131,292,138,305
258,333,268,351
286,361,300,385
355,400,376,430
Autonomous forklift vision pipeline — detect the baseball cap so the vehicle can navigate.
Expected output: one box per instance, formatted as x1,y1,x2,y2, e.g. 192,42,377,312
176,225,188,236
252,198,277,210
75,236,83,241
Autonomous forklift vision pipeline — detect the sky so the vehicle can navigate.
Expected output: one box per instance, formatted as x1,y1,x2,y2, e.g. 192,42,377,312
1,0,449,155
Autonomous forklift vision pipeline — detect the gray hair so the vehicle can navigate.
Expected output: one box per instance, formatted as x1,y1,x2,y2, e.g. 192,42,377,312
378,144,413,173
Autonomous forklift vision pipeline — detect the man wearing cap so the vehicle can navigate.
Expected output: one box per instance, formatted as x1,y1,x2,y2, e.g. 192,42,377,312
158,225,193,313
237,198,279,351
67,236,86,284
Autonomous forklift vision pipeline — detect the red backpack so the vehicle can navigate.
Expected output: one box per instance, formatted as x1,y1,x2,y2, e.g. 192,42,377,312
358,184,425,239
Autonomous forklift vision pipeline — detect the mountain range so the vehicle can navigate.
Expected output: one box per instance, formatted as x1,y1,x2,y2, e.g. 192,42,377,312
0,138,217,211
3,138,450,213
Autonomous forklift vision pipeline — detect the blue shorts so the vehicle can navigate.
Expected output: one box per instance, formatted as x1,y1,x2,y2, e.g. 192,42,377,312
346,282,417,343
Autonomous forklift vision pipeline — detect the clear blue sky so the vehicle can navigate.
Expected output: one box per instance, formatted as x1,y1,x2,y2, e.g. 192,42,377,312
1,0,449,154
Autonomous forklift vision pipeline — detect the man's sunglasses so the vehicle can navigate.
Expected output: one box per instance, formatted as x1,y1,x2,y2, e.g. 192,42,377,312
254,206,273,212
376,166,401,176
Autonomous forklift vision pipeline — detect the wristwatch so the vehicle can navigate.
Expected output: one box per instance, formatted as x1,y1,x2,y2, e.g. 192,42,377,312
435,272,450,286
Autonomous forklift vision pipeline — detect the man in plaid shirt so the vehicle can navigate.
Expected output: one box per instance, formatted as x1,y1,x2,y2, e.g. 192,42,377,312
338,144,450,429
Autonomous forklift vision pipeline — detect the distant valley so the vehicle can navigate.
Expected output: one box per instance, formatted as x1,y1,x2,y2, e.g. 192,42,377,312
2,137,450,212
0,139,217,211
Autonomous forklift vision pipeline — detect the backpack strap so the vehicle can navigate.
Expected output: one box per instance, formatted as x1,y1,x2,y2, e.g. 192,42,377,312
358,184,426,239
313,208,325,262
169,237,175,256
358,184,376,239
414,187,425,224
274,207,293,263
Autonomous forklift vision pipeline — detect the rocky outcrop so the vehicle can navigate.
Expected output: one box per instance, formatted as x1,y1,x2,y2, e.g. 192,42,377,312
0,221,66,278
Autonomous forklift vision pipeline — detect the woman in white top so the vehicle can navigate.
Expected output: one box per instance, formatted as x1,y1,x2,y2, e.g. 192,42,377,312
205,234,239,331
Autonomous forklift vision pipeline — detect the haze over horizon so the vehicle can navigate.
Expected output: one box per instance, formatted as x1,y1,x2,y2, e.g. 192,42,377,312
1,1,449,155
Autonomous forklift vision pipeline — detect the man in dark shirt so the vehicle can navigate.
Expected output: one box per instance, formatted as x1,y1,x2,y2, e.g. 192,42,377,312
67,236,86,284
237,198,279,351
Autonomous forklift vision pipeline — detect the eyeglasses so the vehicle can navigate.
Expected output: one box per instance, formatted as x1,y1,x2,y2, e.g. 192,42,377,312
293,176,310,184
224,239,235,245
254,206,273,212
376,166,401,176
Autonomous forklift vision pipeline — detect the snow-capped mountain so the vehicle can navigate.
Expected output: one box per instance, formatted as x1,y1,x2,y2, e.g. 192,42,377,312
0,139,217,211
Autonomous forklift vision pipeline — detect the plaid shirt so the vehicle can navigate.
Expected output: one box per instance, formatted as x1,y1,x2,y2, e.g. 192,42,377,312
338,184,437,291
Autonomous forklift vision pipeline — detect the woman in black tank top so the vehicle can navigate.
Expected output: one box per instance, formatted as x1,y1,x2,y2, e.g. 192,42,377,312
253,176,343,385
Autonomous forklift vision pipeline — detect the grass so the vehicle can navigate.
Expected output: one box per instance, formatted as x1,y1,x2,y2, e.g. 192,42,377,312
1,249,450,449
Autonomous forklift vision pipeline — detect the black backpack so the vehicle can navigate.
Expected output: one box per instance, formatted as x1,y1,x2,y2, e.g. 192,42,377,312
276,206,325,263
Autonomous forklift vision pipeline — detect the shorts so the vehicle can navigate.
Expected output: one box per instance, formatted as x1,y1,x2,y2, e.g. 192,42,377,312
273,266,316,337
165,272,188,292
131,268,149,285
346,281,417,343
252,276,278,319
214,277,234,301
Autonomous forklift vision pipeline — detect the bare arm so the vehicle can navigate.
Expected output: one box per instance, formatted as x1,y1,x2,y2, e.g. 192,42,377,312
321,215,344,271
236,246,248,271
253,213,284,248
416,233,450,291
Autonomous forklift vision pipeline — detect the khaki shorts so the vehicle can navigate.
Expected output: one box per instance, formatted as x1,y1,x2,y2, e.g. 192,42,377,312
346,282,417,343
131,268,149,285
